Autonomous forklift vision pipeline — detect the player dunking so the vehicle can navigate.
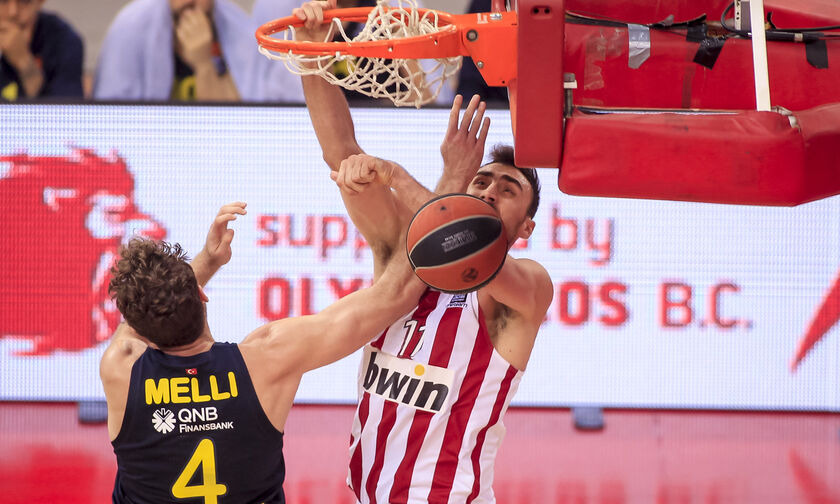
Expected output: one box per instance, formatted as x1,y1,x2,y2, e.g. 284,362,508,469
295,2,554,502
101,200,425,503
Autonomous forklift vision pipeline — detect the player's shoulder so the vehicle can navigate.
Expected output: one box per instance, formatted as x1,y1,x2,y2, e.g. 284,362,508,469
100,337,147,381
510,255,553,286
239,322,284,365
479,256,553,319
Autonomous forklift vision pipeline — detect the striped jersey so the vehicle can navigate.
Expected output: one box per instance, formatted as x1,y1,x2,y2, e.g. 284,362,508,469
348,289,523,504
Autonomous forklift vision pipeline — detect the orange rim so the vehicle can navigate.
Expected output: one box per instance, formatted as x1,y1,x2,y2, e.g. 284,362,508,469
255,7,465,59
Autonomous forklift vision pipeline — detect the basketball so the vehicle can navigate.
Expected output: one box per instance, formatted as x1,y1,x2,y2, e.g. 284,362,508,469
406,193,508,293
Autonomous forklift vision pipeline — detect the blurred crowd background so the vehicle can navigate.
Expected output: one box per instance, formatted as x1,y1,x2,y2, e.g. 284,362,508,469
0,0,509,105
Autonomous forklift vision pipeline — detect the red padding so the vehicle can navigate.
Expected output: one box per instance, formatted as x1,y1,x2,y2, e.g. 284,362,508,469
558,104,840,206
564,24,840,112
513,0,565,169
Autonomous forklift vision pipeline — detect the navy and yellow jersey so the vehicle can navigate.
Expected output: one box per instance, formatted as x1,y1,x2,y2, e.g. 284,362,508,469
112,342,285,504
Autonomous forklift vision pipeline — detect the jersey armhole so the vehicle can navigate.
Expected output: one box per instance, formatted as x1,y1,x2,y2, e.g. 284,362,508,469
110,349,147,445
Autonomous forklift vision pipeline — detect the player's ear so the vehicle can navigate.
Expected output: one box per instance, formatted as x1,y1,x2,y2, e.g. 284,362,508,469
199,286,209,303
517,217,535,240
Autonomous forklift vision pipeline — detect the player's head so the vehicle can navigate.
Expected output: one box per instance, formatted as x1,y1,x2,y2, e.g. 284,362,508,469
0,0,44,29
467,144,541,244
109,237,207,349
169,0,213,18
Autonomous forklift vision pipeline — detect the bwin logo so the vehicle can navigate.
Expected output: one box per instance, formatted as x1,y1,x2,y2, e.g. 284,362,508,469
152,408,176,434
362,349,455,414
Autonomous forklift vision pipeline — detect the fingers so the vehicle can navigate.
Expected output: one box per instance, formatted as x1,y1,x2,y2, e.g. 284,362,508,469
458,94,481,132
335,154,382,194
477,116,491,146
448,94,487,141
218,202,247,216
221,228,235,247
469,101,487,139
210,202,246,233
175,8,212,49
178,8,208,31
336,157,361,194
300,1,325,30
446,94,464,137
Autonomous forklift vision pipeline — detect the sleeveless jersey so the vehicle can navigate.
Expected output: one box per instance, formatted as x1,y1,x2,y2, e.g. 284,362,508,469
112,342,285,504
348,289,524,504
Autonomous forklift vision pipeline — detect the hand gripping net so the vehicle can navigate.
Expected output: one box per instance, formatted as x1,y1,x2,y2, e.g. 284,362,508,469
257,0,462,108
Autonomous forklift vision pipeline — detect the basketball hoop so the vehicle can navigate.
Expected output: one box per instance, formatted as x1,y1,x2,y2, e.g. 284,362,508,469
255,0,517,107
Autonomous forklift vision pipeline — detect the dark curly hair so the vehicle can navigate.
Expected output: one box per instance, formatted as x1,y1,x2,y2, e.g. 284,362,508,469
485,144,541,218
108,238,205,348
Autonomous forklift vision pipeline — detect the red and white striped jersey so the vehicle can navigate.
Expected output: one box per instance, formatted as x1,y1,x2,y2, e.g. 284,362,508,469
348,289,523,504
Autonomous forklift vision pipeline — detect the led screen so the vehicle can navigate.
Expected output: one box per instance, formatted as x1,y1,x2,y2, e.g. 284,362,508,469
1,103,838,410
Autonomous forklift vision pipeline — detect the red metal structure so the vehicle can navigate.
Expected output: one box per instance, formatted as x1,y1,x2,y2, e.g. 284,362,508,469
503,0,840,205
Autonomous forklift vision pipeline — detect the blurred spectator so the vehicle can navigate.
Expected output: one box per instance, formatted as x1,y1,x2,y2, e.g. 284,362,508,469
251,0,456,105
0,0,83,101
94,0,258,101
455,0,508,104
250,0,304,103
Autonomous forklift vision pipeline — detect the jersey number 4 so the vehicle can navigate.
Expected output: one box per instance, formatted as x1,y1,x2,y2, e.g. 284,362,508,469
172,438,227,503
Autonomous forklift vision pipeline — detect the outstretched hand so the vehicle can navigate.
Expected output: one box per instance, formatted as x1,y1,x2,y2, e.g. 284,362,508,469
331,154,397,195
292,0,337,43
438,94,491,193
202,202,247,270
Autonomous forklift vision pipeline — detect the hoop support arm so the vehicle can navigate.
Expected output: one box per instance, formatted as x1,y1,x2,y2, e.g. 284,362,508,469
456,11,518,86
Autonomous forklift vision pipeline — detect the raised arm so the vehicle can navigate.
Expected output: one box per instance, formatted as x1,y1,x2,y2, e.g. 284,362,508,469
295,0,409,272
190,202,247,287
103,201,246,353
295,0,361,169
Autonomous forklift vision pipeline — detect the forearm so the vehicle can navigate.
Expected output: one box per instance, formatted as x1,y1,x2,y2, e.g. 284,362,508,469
302,74,362,170
434,168,474,194
194,64,240,101
389,163,436,214
13,55,44,98
190,249,219,287
316,259,424,362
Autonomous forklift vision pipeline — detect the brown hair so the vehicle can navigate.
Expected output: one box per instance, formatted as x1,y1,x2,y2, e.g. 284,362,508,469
109,238,205,348
486,144,541,218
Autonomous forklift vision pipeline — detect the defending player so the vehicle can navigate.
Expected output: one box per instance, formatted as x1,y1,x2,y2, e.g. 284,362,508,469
295,2,554,502
101,199,425,503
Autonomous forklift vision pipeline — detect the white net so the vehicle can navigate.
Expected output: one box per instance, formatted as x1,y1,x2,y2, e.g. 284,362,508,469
258,0,463,108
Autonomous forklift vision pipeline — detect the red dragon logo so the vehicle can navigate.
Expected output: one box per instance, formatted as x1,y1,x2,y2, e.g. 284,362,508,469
0,148,166,355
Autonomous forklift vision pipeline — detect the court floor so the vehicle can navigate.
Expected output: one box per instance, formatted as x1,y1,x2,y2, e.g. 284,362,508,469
2,402,839,503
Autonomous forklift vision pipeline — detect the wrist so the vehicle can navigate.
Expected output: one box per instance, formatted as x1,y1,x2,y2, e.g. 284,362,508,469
11,53,38,76
190,250,215,286
191,57,215,73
